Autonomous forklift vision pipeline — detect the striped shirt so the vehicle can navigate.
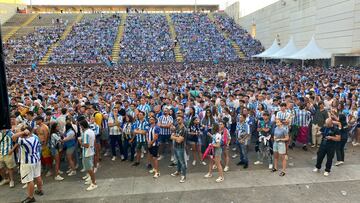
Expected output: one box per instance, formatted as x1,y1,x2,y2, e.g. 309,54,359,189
276,111,291,121
133,119,149,143
147,125,160,147
236,122,250,139
108,115,122,135
82,129,95,157
0,130,13,156
294,109,312,127
137,104,151,116
158,115,173,135
90,123,100,136
18,134,41,164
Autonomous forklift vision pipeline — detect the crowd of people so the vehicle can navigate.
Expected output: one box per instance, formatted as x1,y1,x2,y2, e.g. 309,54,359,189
171,13,239,62
3,26,65,65
214,14,264,58
1,61,359,203
120,14,175,63
48,15,120,64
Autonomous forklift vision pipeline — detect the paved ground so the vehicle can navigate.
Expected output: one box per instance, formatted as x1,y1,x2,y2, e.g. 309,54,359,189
0,144,359,203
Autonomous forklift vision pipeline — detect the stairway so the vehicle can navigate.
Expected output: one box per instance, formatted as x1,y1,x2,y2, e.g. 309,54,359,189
111,14,127,63
39,14,84,65
3,14,38,42
208,13,246,60
165,14,184,62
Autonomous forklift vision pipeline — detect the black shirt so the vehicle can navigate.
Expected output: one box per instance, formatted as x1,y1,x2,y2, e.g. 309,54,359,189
320,126,339,146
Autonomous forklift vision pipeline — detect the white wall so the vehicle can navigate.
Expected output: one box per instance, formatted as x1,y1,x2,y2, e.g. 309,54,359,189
0,3,22,25
233,0,359,54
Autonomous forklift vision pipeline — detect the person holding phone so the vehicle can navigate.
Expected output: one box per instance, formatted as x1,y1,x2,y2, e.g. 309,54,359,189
272,119,289,176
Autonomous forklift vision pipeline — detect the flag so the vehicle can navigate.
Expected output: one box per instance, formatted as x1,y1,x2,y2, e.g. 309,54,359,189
0,25,11,130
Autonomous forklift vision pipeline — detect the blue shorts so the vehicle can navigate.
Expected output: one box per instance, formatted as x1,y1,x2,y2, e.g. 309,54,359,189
83,156,94,171
66,146,75,155
273,141,286,154
159,134,171,144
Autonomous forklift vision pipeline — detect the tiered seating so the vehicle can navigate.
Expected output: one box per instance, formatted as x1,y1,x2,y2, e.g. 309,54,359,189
4,26,65,65
49,15,120,64
2,14,33,27
171,13,238,62
214,14,264,58
29,14,78,26
119,14,174,63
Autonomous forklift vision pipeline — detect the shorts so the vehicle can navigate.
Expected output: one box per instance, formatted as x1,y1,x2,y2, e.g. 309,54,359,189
159,134,171,144
83,156,94,171
51,148,59,157
20,162,41,184
66,146,75,155
0,155,16,169
214,147,223,158
273,141,286,154
136,142,147,151
149,146,159,157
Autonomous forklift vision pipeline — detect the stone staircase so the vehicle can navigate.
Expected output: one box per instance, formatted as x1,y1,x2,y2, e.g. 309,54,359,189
39,13,84,65
165,14,184,62
3,14,38,42
111,14,127,63
208,13,245,60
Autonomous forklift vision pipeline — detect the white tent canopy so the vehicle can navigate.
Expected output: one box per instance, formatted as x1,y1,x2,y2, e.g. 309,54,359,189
270,36,298,59
252,39,281,58
287,36,331,60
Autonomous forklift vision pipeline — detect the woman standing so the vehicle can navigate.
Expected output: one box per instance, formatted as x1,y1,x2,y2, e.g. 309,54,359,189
272,119,289,176
204,124,224,183
335,114,348,166
49,123,64,181
187,117,203,166
219,121,231,172
62,119,77,176
122,115,134,161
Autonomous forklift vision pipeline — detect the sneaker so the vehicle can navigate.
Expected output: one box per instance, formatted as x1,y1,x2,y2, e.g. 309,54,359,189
21,197,36,203
45,171,52,177
85,180,92,185
212,165,217,170
311,144,316,148
254,161,263,165
170,156,175,162
85,176,91,182
224,166,229,172
54,175,64,181
86,183,98,191
269,164,273,169
80,168,86,172
232,147,237,151
68,170,77,176
149,168,155,174
335,161,344,166
201,161,207,166
111,156,116,161
157,155,164,161
171,171,180,177
82,174,89,180
59,170,64,175
312,168,320,173
66,168,72,174
35,190,44,196
232,154,238,159
104,152,110,157
215,176,224,183
324,171,330,177
22,184,27,189
121,155,124,160
168,162,176,167
0,179,9,186
141,153,144,159
352,142,359,146
192,160,196,166
180,176,186,183
153,172,160,178
204,173,212,178
9,180,15,188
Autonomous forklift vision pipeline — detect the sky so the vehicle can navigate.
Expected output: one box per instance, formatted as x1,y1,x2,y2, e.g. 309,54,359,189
22,0,279,16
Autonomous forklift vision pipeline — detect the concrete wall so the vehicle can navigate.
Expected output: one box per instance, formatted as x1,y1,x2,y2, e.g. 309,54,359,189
0,3,24,25
234,0,360,55
224,1,240,24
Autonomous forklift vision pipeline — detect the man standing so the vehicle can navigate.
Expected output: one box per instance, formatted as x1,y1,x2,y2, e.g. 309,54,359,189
236,114,250,169
157,108,173,161
170,116,187,183
132,111,149,166
34,116,51,177
311,101,328,148
313,118,340,176
0,127,16,188
13,126,43,203
147,117,160,178
294,104,312,151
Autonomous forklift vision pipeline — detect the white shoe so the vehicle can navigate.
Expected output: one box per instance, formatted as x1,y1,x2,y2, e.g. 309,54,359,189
66,168,72,174
157,155,164,161
232,147,237,151
59,170,64,175
212,165,217,170
335,161,344,166
22,184,27,189
149,168,155,174
269,164,273,169
82,174,89,180
201,161,207,166
80,168,86,172
170,156,175,162
54,175,64,181
111,156,116,161
224,166,229,172
204,173,212,178
171,171,180,177
104,152,110,157
45,171,53,177
232,154,238,159
215,176,224,183
254,161,263,165
68,170,77,176
9,180,14,188
85,176,91,182
86,183,98,191
85,180,92,185
312,168,320,173
192,160,196,166
121,155,124,160
180,176,186,183
141,153,144,159
324,171,330,177
0,179,9,186
153,172,160,178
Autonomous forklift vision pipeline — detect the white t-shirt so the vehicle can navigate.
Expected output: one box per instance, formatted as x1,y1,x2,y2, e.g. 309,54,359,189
82,129,95,157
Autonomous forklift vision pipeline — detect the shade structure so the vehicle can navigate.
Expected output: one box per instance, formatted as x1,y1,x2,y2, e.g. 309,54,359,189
287,36,331,60
270,36,298,59
252,39,281,58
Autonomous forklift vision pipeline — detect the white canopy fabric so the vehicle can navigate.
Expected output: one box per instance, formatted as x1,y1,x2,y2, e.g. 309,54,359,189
252,39,281,58
287,36,331,60
270,36,298,59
